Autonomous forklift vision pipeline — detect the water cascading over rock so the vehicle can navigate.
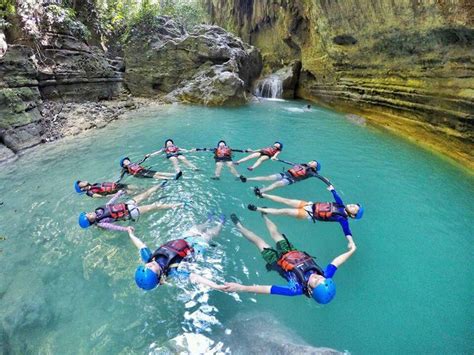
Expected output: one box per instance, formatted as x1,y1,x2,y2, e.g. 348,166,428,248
254,75,283,98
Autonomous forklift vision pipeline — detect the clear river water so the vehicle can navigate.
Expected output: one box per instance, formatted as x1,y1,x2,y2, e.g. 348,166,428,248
0,100,472,354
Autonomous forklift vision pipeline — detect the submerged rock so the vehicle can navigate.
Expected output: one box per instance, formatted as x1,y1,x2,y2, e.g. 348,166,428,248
124,17,262,105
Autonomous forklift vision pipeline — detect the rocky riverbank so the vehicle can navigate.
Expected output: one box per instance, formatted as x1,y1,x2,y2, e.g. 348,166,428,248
1,2,262,164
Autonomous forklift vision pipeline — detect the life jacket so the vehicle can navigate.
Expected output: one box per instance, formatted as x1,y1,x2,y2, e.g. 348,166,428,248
95,203,129,222
89,182,118,195
109,203,129,220
277,250,324,297
261,146,279,157
311,202,344,221
215,146,232,158
165,144,179,155
127,163,144,175
149,239,194,275
287,164,311,180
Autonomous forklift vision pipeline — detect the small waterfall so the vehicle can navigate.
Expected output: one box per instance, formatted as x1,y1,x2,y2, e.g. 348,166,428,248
254,75,283,99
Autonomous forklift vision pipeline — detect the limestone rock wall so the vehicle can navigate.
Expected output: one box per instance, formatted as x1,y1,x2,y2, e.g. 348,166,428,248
123,16,262,105
203,0,474,167
0,1,124,160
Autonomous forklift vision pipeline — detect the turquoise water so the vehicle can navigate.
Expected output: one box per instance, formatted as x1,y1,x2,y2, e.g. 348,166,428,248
0,100,473,354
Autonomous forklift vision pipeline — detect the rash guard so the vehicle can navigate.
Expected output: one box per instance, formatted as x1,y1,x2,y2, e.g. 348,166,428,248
330,189,352,237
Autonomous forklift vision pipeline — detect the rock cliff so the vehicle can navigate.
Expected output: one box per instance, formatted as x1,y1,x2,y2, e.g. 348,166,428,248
203,0,474,168
123,16,262,105
0,1,124,161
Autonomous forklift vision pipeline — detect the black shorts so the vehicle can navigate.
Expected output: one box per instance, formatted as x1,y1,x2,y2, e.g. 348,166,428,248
134,169,157,178
214,157,232,162
166,153,182,159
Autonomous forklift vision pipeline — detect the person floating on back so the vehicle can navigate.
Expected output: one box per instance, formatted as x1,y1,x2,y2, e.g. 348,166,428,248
78,182,183,232
74,180,137,198
197,140,245,180
145,138,199,173
118,156,182,182
223,213,357,304
247,185,364,238
128,214,227,291
235,141,283,171
240,160,321,194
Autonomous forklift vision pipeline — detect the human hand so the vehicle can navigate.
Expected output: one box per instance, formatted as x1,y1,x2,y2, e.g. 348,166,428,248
347,239,356,251
145,154,150,158
222,282,243,293
127,226,135,234
271,156,277,160
327,184,335,191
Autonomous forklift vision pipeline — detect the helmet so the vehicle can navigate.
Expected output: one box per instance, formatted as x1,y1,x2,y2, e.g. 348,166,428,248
309,160,321,172
78,212,91,228
164,138,174,146
120,157,130,167
74,180,84,194
355,204,364,219
217,140,227,147
312,278,336,304
274,141,283,150
135,265,160,290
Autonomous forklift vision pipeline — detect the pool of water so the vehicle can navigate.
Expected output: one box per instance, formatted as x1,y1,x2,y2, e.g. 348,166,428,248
0,100,472,354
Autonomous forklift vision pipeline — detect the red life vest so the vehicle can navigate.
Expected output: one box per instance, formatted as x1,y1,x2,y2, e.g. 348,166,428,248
310,202,344,221
215,146,232,158
150,239,194,274
277,250,324,297
108,203,129,220
165,145,179,154
90,182,118,195
261,146,279,157
287,165,309,179
127,163,144,175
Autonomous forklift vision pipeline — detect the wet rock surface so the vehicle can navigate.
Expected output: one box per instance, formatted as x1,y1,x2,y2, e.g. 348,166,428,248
124,17,262,105
204,0,474,168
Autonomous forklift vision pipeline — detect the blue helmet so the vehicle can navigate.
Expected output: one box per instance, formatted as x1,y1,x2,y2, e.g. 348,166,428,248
78,212,91,228
120,157,130,168
274,141,283,150
74,180,84,194
135,265,160,290
355,204,364,219
217,140,227,147
309,160,321,172
312,278,336,304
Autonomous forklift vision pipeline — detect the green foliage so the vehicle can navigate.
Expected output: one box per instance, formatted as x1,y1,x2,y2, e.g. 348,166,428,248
97,0,209,44
0,0,16,28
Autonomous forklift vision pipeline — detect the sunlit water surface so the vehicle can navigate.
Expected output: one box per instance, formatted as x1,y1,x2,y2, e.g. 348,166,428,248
0,100,472,354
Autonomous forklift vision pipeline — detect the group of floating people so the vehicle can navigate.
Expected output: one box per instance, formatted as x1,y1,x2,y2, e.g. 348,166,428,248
75,138,363,305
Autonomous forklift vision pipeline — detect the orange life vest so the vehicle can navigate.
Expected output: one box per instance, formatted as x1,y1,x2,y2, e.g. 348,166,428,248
165,145,179,154
127,163,144,175
90,182,118,195
287,165,309,179
277,250,324,297
108,203,129,220
149,239,194,274
215,146,232,158
261,146,279,157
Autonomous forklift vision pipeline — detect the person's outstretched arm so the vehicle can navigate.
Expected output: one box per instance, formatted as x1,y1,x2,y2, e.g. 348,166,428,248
223,283,272,294
97,221,129,233
189,273,226,291
116,169,127,183
105,189,124,207
330,236,357,268
127,227,147,250
146,149,163,158
271,151,281,160
328,185,344,205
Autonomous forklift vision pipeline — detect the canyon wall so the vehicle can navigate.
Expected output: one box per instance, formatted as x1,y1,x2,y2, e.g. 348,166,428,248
203,0,474,167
